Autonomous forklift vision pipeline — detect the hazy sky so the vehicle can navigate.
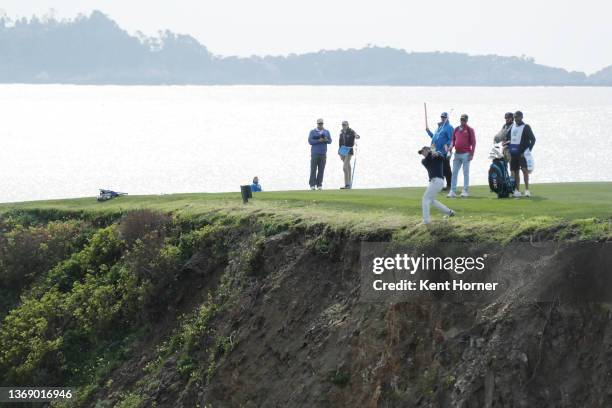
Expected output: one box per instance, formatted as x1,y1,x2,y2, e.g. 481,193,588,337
1,0,611,73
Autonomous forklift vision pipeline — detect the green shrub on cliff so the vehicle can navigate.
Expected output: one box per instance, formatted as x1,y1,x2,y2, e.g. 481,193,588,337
0,288,67,384
0,220,91,317
0,212,191,389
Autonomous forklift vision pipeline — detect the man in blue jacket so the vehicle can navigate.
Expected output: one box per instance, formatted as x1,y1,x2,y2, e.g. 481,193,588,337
250,176,262,192
425,112,453,190
308,118,332,190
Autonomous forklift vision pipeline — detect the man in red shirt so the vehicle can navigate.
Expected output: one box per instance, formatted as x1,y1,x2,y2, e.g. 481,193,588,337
448,114,476,198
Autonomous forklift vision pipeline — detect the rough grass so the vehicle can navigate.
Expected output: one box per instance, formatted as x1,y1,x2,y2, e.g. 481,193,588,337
1,182,611,242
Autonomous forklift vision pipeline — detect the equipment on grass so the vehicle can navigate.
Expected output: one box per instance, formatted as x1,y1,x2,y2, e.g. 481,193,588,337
97,189,127,202
488,144,515,198
240,185,253,203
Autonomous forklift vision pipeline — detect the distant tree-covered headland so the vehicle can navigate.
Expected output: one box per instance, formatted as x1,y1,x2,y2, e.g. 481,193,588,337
1,10,611,85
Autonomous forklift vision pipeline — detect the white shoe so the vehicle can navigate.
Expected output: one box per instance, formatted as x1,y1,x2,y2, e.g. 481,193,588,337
317,186,323,190
310,186,315,190
444,210,455,219
460,191,469,198
513,190,521,198
447,191,456,198
524,190,531,198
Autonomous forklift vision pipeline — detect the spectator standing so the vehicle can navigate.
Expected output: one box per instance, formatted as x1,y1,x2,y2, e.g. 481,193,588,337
338,120,360,189
509,111,536,198
426,112,453,190
448,113,476,198
308,118,332,190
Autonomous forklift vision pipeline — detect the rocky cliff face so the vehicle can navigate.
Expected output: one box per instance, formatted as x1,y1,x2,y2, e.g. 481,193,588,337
172,233,612,408
1,210,610,407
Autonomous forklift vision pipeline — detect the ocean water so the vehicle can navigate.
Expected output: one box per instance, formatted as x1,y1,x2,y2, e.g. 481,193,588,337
1,85,611,203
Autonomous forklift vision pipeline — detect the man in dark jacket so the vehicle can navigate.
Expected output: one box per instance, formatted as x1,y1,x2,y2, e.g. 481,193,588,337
508,111,536,198
419,146,455,225
338,120,360,189
308,118,332,190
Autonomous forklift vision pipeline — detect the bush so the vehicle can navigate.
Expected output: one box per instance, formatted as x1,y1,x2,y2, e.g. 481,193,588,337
0,288,68,385
123,241,183,317
182,302,216,353
243,235,266,276
0,220,90,317
0,220,88,285
114,392,143,408
118,210,171,246
178,224,230,261
0,213,246,399
0,226,126,386
38,226,124,294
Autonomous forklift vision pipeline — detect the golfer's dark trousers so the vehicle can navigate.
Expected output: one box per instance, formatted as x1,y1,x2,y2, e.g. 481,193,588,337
310,154,327,187
443,157,452,188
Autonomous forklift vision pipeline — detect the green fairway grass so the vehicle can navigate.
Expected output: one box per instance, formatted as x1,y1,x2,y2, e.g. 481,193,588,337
1,182,611,241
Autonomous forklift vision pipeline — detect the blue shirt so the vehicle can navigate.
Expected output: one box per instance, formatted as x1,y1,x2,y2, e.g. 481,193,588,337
250,183,262,192
426,121,453,157
308,128,332,156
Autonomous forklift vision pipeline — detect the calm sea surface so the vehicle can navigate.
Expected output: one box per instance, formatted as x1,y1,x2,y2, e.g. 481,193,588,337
1,85,611,203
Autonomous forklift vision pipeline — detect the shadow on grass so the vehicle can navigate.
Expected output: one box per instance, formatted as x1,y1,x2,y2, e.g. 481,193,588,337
523,196,548,202
447,196,488,200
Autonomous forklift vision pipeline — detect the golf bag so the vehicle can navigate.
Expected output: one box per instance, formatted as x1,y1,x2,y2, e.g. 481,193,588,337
97,189,127,202
488,145,515,198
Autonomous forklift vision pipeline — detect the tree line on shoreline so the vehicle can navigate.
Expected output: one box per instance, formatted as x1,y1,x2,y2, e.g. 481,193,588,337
1,10,611,86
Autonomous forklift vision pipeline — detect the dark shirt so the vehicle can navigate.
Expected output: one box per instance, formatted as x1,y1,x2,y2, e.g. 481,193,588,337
421,152,445,181
519,123,536,153
339,127,358,154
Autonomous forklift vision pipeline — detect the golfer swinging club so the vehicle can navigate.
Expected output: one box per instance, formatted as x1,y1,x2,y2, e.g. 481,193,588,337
419,145,455,224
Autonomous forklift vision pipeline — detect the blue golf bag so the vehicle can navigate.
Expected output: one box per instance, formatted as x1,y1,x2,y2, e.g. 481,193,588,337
488,145,515,198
